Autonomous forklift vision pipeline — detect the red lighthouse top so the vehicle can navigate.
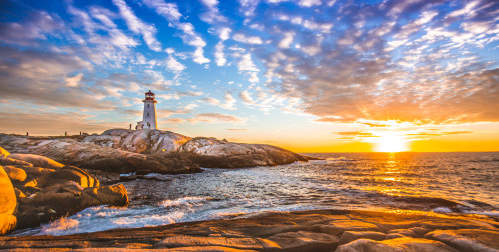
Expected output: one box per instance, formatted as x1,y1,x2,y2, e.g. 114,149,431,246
143,90,157,102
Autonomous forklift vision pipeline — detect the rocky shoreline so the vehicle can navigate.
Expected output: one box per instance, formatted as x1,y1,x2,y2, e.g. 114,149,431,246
1,208,497,251
0,146,128,235
0,129,311,235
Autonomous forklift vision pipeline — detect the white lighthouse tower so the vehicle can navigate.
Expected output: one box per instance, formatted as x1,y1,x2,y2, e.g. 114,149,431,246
136,90,157,130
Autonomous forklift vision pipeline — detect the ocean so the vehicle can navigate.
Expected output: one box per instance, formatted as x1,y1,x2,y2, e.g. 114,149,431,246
14,152,499,236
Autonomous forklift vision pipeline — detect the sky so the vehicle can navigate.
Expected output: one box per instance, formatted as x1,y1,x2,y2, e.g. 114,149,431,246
0,0,498,152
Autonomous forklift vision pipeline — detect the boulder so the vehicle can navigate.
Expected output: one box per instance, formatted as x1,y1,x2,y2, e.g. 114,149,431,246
335,237,458,252
0,157,33,167
8,154,64,169
16,183,128,230
0,166,17,234
0,146,9,158
81,184,129,207
37,165,98,188
22,166,55,178
0,145,130,233
3,165,27,183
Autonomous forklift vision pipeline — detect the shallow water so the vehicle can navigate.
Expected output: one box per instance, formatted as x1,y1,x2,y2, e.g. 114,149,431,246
15,152,499,236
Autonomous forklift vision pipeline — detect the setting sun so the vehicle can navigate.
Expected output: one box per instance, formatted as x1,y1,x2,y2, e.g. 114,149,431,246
375,132,409,152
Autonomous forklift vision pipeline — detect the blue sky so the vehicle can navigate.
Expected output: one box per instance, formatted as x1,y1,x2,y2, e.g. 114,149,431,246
0,0,498,151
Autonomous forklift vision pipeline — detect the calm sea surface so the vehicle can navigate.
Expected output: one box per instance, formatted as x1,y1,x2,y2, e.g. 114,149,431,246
15,152,499,236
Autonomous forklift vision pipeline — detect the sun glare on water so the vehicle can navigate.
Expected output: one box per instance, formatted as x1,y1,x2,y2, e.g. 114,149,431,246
375,132,409,152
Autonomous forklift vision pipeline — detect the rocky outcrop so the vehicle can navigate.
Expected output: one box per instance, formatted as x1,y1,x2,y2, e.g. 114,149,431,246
0,133,201,175
0,149,129,234
0,148,17,235
181,137,309,168
0,129,309,174
0,209,497,251
84,129,192,154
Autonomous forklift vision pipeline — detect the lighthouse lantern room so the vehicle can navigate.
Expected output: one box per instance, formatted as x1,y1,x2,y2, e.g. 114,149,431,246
136,90,157,130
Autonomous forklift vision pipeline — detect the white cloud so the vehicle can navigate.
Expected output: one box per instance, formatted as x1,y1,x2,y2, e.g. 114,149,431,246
193,47,210,64
238,53,259,72
112,0,161,51
184,103,198,111
221,92,236,110
89,7,117,28
65,73,83,87
278,32,294,48
217,27,231,41
215,42,226,66
239,0,260,16
199,0,227,24
239,90,255,104
188,113,245,123
143,0,181,21
166,55,185,72
143,0,209,65
233,33,263,44
200,0,218,8
202,97,221,105
299,0,321,7
447,0,481,18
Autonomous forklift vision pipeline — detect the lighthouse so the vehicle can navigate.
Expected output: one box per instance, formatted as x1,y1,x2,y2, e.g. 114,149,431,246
136,90,157,130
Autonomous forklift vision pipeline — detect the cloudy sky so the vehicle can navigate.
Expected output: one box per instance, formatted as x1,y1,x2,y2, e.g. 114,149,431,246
0,0,498,152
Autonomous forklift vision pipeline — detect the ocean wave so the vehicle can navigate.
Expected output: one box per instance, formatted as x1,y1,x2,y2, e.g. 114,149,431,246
40,217,79,236
159,196,211,208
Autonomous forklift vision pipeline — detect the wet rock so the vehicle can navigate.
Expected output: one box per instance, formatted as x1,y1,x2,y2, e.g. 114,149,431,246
328,219,380,233
339,231,386,244
267,231,339,251
3,165,27,183
0,166,17,234
335,237,458,252
0,147,130,233
426,229,499,252
8,153,64,169
81,184,129,207
16,183,128,230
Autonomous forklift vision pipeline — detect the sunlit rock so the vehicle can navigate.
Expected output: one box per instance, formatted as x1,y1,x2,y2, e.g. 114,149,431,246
3,165,27,183
267,231,340,251
335,237,458,252
8,153,64,169
426,229,499,252
181,137,308,168
339,231,386,244
0,146,9,158
156,235,279,250
0,165,17,234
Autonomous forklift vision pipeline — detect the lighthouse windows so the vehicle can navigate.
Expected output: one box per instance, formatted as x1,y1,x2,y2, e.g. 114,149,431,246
146,112,150,117
147,104,150,108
